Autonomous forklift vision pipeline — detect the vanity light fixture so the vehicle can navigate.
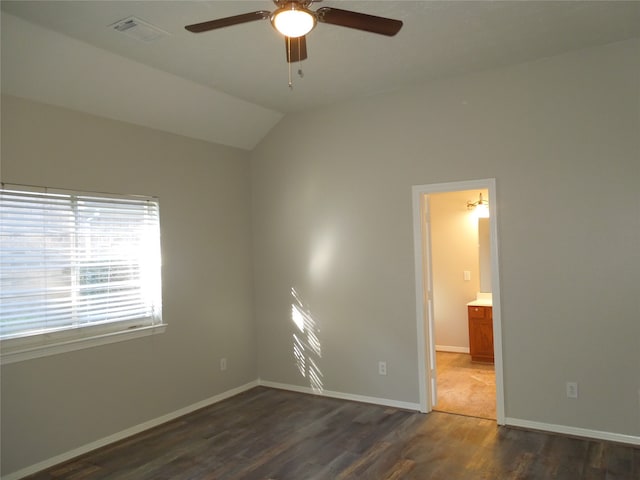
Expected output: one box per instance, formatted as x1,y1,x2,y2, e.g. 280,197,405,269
271,2,316,38
467,193,490,218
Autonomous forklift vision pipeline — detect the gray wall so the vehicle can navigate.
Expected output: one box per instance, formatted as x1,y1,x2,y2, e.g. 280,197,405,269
0,95,256,475
2,37,639,477
251,39,640,435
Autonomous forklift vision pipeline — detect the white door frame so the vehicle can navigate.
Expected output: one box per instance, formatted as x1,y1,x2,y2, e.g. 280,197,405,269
412,178,505,424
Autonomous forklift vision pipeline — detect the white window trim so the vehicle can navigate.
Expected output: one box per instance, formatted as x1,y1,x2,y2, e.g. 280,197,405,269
1,323,167,365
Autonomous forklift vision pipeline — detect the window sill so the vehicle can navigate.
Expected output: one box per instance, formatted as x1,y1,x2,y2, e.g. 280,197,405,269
0,324,167,365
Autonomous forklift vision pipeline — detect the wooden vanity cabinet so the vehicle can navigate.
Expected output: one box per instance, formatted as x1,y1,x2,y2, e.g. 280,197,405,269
468,305,494,364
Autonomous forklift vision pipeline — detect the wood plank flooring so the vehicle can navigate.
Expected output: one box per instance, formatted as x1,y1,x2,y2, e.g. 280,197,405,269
24,387,639,480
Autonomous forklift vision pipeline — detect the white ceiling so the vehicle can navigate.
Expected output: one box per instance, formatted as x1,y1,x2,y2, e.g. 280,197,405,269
2,1,639,149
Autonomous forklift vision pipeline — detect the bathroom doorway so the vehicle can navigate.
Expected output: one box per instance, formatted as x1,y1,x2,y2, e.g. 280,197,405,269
429,189,495,419
412,179,504,424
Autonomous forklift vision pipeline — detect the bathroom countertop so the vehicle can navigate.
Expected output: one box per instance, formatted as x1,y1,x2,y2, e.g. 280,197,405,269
467,299,493,307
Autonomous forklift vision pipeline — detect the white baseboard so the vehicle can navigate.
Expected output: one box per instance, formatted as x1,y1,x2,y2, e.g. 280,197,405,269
505,417,640,446
1,380,259,480
258,379,422,411
435,345,470,353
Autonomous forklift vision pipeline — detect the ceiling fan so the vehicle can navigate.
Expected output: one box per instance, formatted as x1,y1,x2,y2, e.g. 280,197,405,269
185,0,403,64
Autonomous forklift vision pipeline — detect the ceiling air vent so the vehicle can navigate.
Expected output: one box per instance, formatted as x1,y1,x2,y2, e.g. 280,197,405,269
110,16,169,42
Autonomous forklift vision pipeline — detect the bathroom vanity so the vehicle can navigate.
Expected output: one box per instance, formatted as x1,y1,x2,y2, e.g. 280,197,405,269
467,296,494,364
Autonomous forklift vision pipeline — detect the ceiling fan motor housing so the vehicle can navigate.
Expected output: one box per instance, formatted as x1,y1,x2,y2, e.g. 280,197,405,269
272,0,314,7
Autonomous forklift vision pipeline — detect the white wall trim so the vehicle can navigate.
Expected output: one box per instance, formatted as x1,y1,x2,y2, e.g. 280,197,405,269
435,345,470,354
1,324,168,365
505,417,640,446
1,380,259,480
412,178,505,424
258,380,422,412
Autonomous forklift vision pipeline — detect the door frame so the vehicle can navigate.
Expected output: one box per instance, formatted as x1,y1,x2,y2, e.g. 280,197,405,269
412,178,505,424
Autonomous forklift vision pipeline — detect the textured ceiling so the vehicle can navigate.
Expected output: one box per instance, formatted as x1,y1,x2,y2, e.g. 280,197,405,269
2,1,639,148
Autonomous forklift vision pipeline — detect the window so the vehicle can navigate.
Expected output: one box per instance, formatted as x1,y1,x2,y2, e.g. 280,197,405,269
0,186,164,363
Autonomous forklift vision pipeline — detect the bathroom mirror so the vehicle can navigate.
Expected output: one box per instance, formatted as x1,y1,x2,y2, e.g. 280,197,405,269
478,217,492,292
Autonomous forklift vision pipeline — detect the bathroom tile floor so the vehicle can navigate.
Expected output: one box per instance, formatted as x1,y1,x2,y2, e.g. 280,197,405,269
434,351,496,420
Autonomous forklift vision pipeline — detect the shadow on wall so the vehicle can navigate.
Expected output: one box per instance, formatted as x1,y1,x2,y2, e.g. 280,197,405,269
291,287,323,393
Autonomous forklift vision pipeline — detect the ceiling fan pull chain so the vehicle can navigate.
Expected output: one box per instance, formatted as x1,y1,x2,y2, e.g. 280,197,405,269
297,38,304,78
287,37,293,89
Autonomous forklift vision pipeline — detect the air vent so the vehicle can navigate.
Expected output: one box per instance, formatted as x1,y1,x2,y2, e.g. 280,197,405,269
110,16,169,42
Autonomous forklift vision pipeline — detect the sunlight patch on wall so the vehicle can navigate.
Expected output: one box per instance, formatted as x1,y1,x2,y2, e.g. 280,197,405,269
291,287,323,393
292,303,305,332
309,230,336,285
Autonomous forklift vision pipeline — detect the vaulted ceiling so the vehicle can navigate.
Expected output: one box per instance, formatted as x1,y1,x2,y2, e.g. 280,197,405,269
2,1,639,149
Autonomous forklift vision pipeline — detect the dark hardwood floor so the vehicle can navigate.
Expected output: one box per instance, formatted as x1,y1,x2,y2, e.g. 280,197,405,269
25,387,639,479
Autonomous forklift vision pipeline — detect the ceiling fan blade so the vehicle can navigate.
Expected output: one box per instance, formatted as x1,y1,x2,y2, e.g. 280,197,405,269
285,36,308,63
316,7,402,36
185,11,271,33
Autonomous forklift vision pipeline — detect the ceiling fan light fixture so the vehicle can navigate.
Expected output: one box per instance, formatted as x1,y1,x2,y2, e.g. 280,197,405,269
271,3,316,38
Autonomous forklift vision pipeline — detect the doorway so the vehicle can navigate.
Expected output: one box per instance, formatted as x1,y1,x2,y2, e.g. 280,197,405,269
412,179,504,424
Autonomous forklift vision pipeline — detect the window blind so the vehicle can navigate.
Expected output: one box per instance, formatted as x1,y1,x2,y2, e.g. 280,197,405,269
0,187,162,342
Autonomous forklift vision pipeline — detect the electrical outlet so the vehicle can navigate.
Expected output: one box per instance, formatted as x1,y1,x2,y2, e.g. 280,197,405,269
566,382,578,399
378,361,387,376
220,358,227,371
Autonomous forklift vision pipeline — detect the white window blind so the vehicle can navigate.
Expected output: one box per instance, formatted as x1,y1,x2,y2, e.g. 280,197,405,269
0,187,162,356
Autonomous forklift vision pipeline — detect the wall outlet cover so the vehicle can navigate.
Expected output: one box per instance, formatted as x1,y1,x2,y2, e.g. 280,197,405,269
566,382,578,399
